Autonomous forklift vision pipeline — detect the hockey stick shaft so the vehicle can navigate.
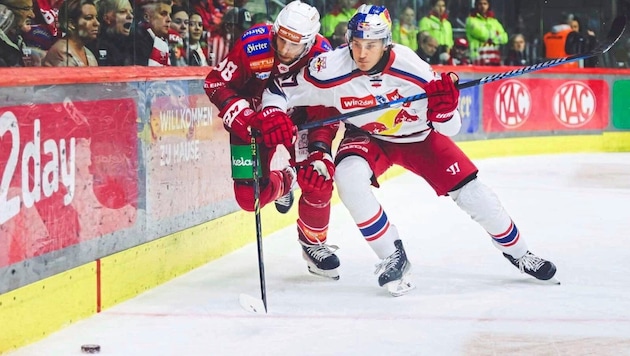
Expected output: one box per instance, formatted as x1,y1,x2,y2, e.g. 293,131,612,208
250,132,268,313
297,15,626,131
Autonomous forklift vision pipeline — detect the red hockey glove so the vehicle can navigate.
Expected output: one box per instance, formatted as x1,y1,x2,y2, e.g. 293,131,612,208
253,107,296,148
219,98,256,142
425,72,460,123
297,151,335,193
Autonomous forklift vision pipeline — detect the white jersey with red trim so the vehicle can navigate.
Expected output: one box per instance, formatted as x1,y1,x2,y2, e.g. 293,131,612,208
263,44,461,143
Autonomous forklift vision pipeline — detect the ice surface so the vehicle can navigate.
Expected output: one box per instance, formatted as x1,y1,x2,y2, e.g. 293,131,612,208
8,153,630,356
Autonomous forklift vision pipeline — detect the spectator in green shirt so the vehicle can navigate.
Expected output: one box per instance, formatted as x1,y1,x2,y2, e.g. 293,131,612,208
418,0,453,55
465,0,507,65
392,6,418,51
320,0,357,38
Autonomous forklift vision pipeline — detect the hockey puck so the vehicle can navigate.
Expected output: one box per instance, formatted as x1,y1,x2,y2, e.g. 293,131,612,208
81,344,101,353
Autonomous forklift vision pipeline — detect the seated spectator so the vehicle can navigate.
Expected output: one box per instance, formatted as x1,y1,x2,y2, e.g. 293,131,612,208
320,0,356,38
419,0,452,56
392,6,418,51
90,0,134,66
327,20,347,48
190,0,225,34
168,5,188,65
21,0,61,51
207,6,250,66
416,31,438,64
132,0,172,66
465,0,507,66
42,0,99,66
0,0,37,66
566,15,597,67
440,37,470,65
187,11,208,65
504,33,532,66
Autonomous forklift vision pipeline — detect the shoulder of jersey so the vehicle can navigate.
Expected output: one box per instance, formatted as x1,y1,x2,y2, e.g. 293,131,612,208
306,47,352,81
391,44,432,73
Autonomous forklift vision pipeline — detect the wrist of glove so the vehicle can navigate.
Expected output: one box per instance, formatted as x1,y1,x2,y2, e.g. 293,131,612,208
425,72,460,123
297,151,334,193
219,98,256,142
252,107,296,148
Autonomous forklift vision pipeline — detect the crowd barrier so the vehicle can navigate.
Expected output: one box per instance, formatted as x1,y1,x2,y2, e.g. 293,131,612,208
1,65,629,353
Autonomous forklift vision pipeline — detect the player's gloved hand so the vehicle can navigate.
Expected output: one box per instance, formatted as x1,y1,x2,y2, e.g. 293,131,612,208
219,98,257,142
253,107,296,147
297,151,335,193
425,72,459,123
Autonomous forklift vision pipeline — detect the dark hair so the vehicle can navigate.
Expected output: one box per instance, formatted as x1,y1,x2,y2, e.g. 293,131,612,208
59,0,97,33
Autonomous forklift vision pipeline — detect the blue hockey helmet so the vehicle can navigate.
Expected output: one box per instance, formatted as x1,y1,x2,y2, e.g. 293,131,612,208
346,4,392,46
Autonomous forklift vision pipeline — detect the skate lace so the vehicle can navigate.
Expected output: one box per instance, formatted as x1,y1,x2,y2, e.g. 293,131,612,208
518,253,545,273
302,241,339,262
374,250,401,275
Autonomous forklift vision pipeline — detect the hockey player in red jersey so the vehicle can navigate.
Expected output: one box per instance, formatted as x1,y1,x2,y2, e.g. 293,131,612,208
259,4,557,295
204,0,341,279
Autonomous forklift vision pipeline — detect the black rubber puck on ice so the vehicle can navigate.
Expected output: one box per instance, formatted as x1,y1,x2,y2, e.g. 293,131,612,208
81,344,101,353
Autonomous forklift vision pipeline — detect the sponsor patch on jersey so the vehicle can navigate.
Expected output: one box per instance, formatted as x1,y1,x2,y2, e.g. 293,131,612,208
250,57,274,71
340,94,376,109
245,40,271,56
277,26,303,43
242,26,268,40
312,57,326,72
255,72,271,80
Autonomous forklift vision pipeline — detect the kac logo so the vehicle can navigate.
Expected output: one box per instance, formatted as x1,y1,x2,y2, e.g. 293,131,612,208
494,80,531,128
552,81,596,127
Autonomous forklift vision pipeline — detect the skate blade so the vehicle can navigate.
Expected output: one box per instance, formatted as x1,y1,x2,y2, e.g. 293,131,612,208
539,276,561,285
384,278,415,297
306,265,340,280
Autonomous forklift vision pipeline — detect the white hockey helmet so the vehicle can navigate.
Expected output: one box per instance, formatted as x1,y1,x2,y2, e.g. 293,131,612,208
346,4,392,46
272,0,320,48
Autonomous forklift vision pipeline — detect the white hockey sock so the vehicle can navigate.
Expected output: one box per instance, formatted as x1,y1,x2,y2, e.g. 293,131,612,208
450,179,528,258
335,156,398,259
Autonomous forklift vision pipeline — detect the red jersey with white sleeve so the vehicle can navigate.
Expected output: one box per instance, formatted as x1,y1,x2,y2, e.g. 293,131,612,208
204,24,332,115
263,44,462,143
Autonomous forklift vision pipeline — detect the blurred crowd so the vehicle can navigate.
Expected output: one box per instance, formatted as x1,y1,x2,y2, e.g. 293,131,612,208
0,0,616,68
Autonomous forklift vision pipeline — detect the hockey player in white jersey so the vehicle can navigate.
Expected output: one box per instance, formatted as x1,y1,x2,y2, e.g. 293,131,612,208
260,4,558,296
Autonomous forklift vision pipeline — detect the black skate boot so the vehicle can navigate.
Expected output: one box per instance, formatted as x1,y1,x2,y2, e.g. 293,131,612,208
374,240,415,297
503,251,559,284
275,167,296,214
300,238,340,280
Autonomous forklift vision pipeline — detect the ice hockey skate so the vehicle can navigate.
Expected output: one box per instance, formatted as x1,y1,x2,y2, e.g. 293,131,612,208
274,166,296,214
374,240,415,297
503,250,560,284
299,237,340,280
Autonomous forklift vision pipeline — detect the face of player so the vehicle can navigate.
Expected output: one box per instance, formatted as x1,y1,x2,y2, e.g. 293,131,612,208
275,35,307,65
76,4,99,42
433,0,446,17
4,0,35,33
189,14,203,44
349,37,386,72
170,10,188,38
147,3,171,37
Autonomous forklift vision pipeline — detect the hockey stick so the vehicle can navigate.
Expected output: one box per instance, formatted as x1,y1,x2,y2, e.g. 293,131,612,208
239,132,268,314
297,15,627,131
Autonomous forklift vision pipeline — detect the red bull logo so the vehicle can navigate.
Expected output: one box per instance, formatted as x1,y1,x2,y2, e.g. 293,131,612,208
313,57,326,72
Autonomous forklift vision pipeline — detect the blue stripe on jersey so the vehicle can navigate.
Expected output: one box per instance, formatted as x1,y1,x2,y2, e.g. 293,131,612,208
304,66,361,88
387,67,429,87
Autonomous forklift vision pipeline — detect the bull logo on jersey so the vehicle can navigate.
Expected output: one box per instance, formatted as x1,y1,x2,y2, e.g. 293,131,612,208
313,57,326,72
